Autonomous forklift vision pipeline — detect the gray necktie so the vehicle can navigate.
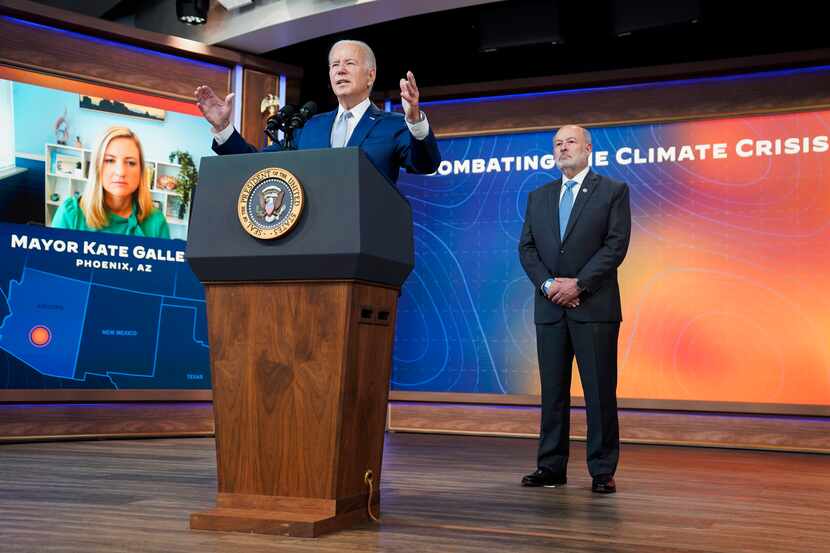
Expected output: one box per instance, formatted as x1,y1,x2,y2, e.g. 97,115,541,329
559,180,578,239
331,111,353,148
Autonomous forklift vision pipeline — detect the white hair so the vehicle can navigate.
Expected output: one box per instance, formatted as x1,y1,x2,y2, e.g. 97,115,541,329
553,125,592,145
328,40,376,70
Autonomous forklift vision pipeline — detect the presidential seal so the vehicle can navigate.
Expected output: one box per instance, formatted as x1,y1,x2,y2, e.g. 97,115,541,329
237,167,304,239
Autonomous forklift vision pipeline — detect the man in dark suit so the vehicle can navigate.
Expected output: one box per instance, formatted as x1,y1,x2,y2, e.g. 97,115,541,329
194,40,441,184
518,125,631,494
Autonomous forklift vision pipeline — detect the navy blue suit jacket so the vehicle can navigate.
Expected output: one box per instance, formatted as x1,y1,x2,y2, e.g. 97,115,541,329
212,104,442,185
519,171,631,324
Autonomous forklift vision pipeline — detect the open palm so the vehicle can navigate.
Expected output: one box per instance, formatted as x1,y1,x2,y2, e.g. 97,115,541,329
195,85,234,132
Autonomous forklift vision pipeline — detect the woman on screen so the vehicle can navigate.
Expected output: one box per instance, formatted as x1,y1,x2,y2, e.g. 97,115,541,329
52,126,170,238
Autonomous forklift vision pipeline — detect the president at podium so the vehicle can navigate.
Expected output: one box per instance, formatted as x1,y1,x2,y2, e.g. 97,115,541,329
195,39,442,185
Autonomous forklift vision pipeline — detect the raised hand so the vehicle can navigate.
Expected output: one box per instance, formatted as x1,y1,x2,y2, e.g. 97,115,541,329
399,71,421,124
195,85,234,133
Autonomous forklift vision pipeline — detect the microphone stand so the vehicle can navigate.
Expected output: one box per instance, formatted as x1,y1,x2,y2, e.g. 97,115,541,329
261,94,281,146
262,102,315,151
282,127,298,151
264,123,280,146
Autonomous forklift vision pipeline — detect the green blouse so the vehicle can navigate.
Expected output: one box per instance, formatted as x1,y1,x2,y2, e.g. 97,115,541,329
51,197,171,239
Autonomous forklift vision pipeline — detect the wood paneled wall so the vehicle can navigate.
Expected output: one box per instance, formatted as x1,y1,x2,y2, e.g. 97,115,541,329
0,403,214,442
400,51,830,137
0,15,229,101
0,0,301,111
2,402,827,454
240,69,278,150
388,392,830,417
387,402,830,454
424,67,830,137
0,0,300,76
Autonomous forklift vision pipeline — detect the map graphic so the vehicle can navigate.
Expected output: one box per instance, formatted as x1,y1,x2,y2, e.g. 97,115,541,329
0,223,211,389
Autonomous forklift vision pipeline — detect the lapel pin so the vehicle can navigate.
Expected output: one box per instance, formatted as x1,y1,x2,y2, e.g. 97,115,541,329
582,188,588,193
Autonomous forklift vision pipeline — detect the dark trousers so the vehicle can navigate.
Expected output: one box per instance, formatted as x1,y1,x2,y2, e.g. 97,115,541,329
535,318,620,477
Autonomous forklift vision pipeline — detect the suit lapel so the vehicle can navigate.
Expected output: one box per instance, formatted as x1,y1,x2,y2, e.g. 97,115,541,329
347,104,383,147
549,179,563,245
562,171,599,242
319,110,337,148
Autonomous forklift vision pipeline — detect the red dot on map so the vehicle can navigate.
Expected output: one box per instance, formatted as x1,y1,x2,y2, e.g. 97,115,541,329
29,325,52,348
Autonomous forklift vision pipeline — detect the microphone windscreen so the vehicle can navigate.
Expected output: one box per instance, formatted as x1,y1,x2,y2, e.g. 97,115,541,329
300,101,317,119
279,104,297,119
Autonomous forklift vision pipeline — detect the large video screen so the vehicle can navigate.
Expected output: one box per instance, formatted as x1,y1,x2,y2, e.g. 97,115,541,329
393,109,830,408
0,67,214,390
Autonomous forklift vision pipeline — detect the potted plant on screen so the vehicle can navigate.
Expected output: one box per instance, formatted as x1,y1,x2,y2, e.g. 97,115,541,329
169,150,198,219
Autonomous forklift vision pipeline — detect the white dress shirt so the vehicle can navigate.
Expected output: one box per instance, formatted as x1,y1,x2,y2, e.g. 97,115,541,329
559,165,591,206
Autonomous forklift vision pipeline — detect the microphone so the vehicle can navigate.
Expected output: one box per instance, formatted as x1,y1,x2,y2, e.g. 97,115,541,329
265,104,296,135
286,101,318,130
264,104,296,144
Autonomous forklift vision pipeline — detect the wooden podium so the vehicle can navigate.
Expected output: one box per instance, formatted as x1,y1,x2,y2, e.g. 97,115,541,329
185,149,414,537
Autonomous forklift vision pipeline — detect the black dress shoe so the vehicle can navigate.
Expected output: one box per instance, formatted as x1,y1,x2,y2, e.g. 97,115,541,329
521,467,567,487
591,474,616,494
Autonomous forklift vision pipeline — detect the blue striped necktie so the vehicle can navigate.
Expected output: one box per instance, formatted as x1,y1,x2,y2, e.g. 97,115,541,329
559,180,578,239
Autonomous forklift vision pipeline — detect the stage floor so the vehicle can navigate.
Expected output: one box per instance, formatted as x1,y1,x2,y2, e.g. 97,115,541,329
0,432,827,552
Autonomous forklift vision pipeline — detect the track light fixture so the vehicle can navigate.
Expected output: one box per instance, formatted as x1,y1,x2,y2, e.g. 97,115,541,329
177,0,209,25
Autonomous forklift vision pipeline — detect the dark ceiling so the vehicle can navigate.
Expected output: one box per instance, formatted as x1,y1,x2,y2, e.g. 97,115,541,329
269,0,830,111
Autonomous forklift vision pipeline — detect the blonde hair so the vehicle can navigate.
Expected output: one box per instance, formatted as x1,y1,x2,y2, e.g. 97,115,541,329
80,127,153,229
